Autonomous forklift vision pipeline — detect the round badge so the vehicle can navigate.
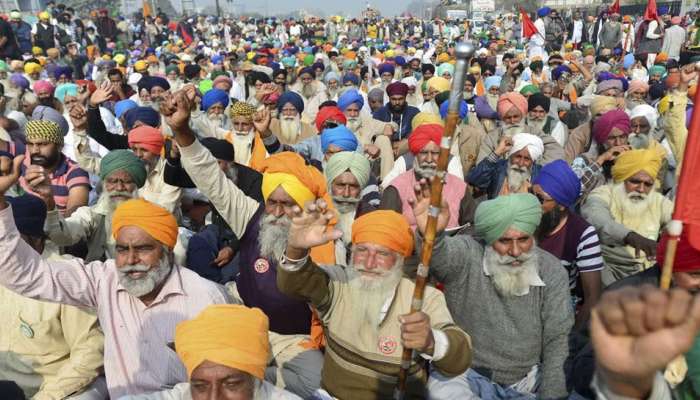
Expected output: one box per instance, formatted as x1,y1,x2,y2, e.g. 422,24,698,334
377,336,398,355
20,322,34,338
254,258,270,274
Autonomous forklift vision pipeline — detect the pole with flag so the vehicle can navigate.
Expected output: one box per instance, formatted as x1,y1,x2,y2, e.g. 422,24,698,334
519,7,540,40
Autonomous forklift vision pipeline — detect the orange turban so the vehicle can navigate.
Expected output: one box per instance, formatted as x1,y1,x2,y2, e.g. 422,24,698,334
175,305,270,379
352,210,414,257
408,123,443,154
497,92,528,118
128,126,165,155
111,199,178,249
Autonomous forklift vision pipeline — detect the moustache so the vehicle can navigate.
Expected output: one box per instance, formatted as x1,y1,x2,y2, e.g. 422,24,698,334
119,264,151,275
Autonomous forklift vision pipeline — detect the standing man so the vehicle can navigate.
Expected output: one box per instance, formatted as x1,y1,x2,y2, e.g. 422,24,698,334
0,12,21,59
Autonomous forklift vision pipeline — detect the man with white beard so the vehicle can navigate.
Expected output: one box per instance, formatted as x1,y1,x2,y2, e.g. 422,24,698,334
135,76,170,111
304,71,342,124
410,192,573,399
468,133,544,199
191,88,231,139
277,207,472,399
582,147,673,286
225,101,271,170
525,93,568,147
269,91,315,145
290,67,325,107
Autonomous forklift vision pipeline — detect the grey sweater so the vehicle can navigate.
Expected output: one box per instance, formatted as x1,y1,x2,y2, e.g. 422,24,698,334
417,233,573,399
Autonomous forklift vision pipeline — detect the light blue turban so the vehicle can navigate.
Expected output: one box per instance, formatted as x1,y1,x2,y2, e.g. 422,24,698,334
321,125,359,153
54,83,78,103
484,75,502,90
337,89,364,111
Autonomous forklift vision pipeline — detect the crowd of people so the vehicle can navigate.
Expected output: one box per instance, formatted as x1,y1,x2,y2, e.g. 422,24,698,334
2,2,700,399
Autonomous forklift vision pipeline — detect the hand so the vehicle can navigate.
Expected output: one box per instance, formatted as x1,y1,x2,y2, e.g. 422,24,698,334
383,123,395,137
494,135,513,157
76,85,91,104
160,90,193,138
399,311,435,354
597,145,630,165
212,246,235,267
364,144,380,159
408,178,450,236
0,154,23,208
253,108,271,135
285,198,342,258
624,231,657,259
591,286,700,398
68,104,88,131
90,80,114,107
254,83,276,101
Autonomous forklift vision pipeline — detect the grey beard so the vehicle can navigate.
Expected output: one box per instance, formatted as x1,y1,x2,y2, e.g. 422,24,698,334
302,83,315,99
346,117,362,133
117,251,173,298
258,213,291,261
507,164,531,192
628,133,650,149
278,117,302,143
345,258,404,330
332,195,360,214
502,122,526,137
486,93,499,110
527,117,547,134
414,163,437,180
484,246,540,297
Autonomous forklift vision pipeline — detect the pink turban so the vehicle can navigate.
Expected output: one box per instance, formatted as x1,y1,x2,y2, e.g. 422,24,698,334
213,75,233,90
497,93,528,118
593,109,630,144
628,79,649,94
33,80,55,95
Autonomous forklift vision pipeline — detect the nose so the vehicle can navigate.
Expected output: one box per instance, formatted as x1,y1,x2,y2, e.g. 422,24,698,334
271,204,285,218
509,241,521,258
126,247,138,265
365,252,378,270
342,185,351,198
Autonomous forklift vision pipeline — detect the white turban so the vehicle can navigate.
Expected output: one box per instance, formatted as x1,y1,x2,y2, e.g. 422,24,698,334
509,133,544,161
629,104,658,132
401,77,418,87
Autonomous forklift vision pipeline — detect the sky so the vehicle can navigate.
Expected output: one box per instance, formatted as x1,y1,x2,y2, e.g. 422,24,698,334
235,0,411,18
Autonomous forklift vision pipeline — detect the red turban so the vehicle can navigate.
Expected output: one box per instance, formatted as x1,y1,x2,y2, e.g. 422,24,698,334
408,123,443,154
593,109,630,144
76,79,97,94
496,93,528,118
128,126,165,155
657,228,700,273
315,106,347,132
386,81,409,97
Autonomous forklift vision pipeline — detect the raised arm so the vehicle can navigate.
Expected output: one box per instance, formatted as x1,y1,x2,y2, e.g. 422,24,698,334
86,82,129,150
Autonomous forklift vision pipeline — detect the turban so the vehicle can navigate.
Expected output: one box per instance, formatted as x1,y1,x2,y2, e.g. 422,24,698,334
115,99,138,119
321,125,359,152
474,193,542,244
124,107,160,130
533,160,581,208
199,80,213,94
551,65,571,81
325,151,371,189
537,7,551,17
671,16,682,25
230,101,256,119
99,149,147,188
629,104,659,131
437,53,450,64
175,305,269,380
184,64,202,80
33,80,55,95
527,93,550,112
497,93,528,118
277,91,304,114
408,123,443,154
299,66,314,77
401,77,418,88
649,65,667,78
367,88,384,101
114,54,127,65
315,106,347,132
611,147,665,183
423,64,436,74
590,95,619,117
212,75,232,89
657,228,700,273
25,120,63,146
596,79,623,94
468,65,481,74
312,62,325,73
628,79,649,94
412,112,444,131
53,66,73,80
24,62,41,75
520,84,540,95
32,106,69,136
386,82,409,97
337,89,364,111
439,99,468,121
656,52,669,63
324,71,340,84
112,199,178,249
593,109,630,144
201,89,229,111
342,73,360,86
7,194,47,238
351,210,413,257
437,63,455,77
508,133,544,161
134,60,148,72
142,76,170,92
484,76,502,90
128,126,164,155
10,73,29,90
259,152,327,207
427,77,450,93
76,80,97,94
281,56,296,67
54,83,78,103
474,96,499,119
378,63,395,76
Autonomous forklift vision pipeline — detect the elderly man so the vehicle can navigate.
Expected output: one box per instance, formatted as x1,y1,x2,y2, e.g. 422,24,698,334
526,93,568,147
120,305,301,400
468,133,544,199
305,71,341,124
532,160,603,328
191,88,231,138
415,193,573,399
135,76,170,108
0,154,230,398
420,77,450,114
278,208,472,399
270,91,315,145
20,120,90,217
0,194,105,400
382,123,472,232
565,96,621,162
582,147,672,285
596,78,623,97
626,80,650,110
628,104,662,150
372,81,420,147
290,67,325,104
226,101,270,170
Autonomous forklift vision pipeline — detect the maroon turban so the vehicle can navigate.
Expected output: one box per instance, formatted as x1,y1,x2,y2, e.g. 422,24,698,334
593,109,630,144
386,82,409,97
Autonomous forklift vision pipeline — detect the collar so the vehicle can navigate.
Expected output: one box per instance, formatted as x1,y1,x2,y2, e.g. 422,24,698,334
116,264,185,306
482,255,546,296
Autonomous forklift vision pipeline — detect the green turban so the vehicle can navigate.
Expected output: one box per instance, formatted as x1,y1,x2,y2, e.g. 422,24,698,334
165,65,180,75
99,149,147,188
649,65,667,78
474,193,542,244
325,151,371,189
520,84,540,96
303,54,314,67
199,79,213,94
0,60,7,72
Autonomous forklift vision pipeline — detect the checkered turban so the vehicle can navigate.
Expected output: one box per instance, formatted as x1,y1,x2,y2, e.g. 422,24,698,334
25,120,63,146
229,101,256,120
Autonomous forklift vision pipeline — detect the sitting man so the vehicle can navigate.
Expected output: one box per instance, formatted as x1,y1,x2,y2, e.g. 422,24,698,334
581,147,673,286
468,132,544,198
526,93,568,147
372,81,421,153
278,208,472,399
415,193,573,399
270,91,316,145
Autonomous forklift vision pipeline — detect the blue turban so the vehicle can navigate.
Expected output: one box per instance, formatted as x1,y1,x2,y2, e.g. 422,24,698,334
53,65,73,80
484,75,502,90
533,159,581,208
537,7,551,17
211,54,223,65
201,89,230,111
32,106,69,136
552,65,572,81
7,194,47,238
312,62,325,72
10,73,29,90
324,71,340,84
623,53,635,70
299,67,314,77
321,125,359,152
394,56,406,66
115,99,138,119
124,107,160,130
342,73,360,86
439,98,468,121
54,83,78,103
337,89,364,111
277,91,304,114
378,63,395,76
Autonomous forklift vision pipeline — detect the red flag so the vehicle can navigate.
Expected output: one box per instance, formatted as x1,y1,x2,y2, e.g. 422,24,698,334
673,85,700,250
519,8,538,39
644,0,658,21
608,0,620,15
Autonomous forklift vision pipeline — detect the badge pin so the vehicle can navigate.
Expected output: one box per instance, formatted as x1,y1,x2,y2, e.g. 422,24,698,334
20,322,34,339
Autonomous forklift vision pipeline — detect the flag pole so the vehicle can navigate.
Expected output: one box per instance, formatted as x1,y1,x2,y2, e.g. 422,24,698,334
660,221,682,290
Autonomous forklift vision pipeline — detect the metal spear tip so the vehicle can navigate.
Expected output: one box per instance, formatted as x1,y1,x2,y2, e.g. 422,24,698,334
454,42,476,59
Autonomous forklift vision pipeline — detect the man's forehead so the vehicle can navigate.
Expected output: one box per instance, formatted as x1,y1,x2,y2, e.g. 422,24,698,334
333,171,359,185
499,228,531,240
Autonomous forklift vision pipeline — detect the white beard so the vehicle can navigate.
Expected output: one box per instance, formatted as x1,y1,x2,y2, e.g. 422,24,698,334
502,122,525,137
506,163,531,192
484,246,540,297
613,182,654,218
486,93,500,110
207,112,226,128
117,251,173,298
346,117,362,133
302,83,316,99
231,129,255,165
333,198,359,245
327,88,339,100
526,116,547,133
278,116,302,143
345,258,404,332
258,213,291,261
628,133,650,149
414,162,437,180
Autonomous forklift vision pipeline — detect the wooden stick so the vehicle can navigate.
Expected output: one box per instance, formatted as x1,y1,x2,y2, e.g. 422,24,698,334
660,220,684,290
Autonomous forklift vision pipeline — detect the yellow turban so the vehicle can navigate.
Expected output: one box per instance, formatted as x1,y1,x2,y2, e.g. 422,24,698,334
134,60,148,72
437,52,450,63
468,65,481,74
427,76,450,92
259,152,327,207
114,54,126,65
590,95,619,117
351,210,414,257
46,48,59,58
611,147,665,183
111,199,178,249
24,62,41,74
39,11,50,20
175,305,270,380
412,112,444,130
261,172,316,207
32,46,43,56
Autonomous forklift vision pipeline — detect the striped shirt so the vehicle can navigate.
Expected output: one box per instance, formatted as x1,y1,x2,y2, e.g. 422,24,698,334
20,153,91,214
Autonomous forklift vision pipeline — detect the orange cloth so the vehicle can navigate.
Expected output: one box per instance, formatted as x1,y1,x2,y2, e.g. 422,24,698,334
475,79,485,96
351,210,414,257
175,305,270,379
224,131,267,171
111,199,178,249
